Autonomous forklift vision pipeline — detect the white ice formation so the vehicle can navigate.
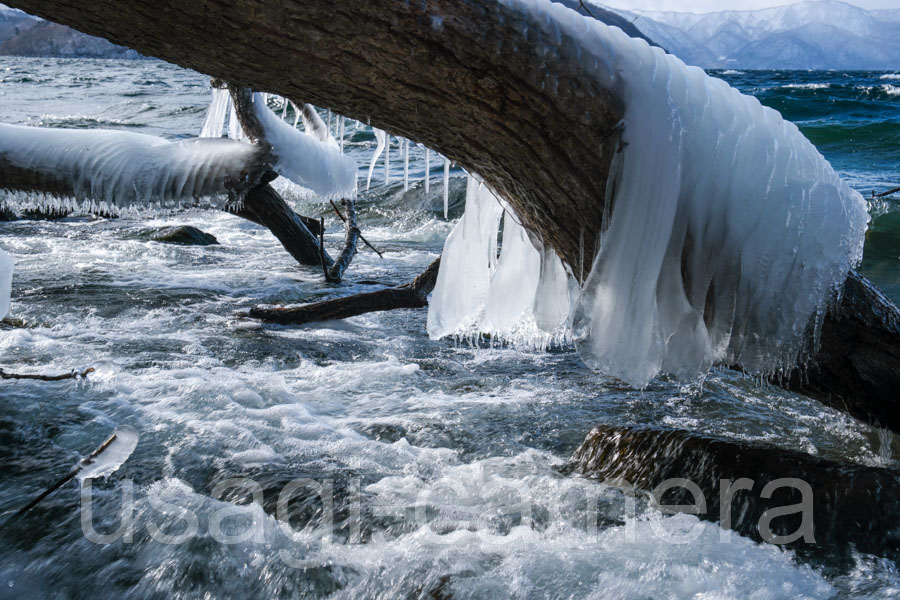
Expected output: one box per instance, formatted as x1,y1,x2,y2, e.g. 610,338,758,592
0,90,356,212
427,175,573,345
427,0,868,386
0,123,258,210
0,248,12,320
77,425,140,482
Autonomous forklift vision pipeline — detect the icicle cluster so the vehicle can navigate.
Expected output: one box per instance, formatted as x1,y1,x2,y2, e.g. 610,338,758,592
427,175,572,346
429,0,868,386
0,248,12,319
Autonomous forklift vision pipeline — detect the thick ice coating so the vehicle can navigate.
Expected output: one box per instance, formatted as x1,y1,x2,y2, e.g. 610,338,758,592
248,93,357,197
428,1,868,386
0,123,258,209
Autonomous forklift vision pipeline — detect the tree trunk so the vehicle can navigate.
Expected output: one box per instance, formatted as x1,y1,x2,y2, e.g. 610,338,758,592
6,0,900,432
230,183,332,267
5,0,624,273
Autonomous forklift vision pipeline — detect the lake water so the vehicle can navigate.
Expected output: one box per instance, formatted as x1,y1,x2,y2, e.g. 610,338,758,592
1,58,899,599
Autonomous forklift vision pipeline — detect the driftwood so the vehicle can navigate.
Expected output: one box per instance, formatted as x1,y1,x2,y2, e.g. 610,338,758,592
0,366,94,381
251,258,440,324
6,0,900,432
564,424,900,561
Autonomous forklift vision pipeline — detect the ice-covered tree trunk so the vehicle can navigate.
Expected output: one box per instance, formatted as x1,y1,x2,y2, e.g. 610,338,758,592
7,0,900,432
5,0,624,271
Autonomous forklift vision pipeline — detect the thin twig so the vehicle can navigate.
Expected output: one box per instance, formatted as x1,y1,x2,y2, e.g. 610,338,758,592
577,0,595,19
8,432,117,521
330,199,383,258
872,186,900,199
0,367,94,381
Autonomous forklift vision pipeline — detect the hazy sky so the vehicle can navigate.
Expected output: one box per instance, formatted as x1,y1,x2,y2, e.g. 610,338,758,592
601,0,900,12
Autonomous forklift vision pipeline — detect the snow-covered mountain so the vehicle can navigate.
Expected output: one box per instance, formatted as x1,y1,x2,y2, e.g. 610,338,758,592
603,0,900,69
0,4,140,58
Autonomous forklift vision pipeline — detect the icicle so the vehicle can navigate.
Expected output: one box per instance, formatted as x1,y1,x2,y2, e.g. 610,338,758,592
427,175,504,339
533,245,571,333
280,96,288,120
366,128,387,191
484,209,542,334
199,87,229,138
385,134,391,186
425,147,431,194
443,157,450,219
403,139,410,191
0,247,12,319
338,116,345,154
227,99,244,141
292,101,301,129
326,109,332,137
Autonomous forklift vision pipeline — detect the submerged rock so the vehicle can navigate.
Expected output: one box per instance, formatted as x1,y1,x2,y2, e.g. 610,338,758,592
151,225,218,246
563,424,900,563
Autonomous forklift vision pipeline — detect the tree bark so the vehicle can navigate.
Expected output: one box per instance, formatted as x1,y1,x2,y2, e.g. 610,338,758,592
785,272,900,432
6,0,625,273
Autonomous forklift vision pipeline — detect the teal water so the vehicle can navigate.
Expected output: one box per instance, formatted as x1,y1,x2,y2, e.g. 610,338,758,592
0,59,898,599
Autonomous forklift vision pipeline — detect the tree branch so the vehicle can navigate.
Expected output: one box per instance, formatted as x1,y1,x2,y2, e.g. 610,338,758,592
249,257,440,324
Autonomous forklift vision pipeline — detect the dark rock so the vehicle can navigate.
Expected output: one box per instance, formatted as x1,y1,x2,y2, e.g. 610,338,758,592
564,424,900,563
151,225,219,246
0,203,17,222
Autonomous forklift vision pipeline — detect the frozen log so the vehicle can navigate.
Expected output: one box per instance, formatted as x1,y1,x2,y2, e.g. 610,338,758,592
564,424,900,561
7,0,900,431
5,0,625,272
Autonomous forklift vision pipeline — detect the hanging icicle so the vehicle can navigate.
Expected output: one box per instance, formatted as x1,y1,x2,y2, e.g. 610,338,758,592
366,128,387,191
403,139,409,191
385,133,391,186
443,156,450,220
424,147,431,194
338,116,345,154
199,87,230,138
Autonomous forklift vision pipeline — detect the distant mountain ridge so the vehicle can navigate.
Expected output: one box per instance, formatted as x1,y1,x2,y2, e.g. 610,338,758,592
600,0,900,70
0,4,140,58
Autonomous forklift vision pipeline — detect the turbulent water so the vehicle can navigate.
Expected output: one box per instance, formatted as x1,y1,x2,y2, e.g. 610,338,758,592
0,58,899,599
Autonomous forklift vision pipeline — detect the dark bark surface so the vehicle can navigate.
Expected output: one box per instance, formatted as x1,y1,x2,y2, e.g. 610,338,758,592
6,0,624,272
786,272,900,432
564,424,900,561
233,183,333,267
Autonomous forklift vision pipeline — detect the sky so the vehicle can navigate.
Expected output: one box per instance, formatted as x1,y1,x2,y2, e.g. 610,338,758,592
600,0,900,12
